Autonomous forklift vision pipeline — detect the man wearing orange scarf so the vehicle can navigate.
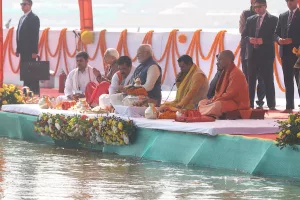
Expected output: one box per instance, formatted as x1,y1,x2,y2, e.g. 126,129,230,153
198,50,251,118
159,55,209,117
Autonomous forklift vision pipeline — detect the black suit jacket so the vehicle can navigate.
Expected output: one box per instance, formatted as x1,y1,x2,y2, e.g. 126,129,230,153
242,12,278,60
274,8,300,58
16,11,40,54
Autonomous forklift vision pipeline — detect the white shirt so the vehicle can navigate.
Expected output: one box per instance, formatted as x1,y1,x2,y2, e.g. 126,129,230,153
258,12,266,27
109,66,136,94
64,66,97,97
18,10,31,39
289,8,298,20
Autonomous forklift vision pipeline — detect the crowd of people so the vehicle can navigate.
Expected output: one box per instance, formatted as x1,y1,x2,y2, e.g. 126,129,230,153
16,0,300,119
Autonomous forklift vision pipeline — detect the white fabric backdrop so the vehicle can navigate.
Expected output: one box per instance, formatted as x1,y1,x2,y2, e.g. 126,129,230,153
2,29,287,98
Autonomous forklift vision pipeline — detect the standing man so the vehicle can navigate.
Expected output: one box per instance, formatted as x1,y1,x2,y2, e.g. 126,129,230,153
239,0,266,109
242,0,278,110
16,0,40,95
274,0,300,113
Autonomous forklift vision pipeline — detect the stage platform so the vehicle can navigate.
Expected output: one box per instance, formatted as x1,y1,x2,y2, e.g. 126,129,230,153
0,110,299,180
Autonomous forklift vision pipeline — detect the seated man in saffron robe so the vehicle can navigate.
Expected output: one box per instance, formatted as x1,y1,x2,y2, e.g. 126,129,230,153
198,50,251,118
159,55,209,118
128,44,162,106
85,48,120,106
56,51,99,104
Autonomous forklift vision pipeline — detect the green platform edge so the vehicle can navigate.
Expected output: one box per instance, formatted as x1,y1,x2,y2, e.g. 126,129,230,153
0,111,299,179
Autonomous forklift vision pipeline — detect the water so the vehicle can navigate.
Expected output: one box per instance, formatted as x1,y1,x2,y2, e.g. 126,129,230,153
1,138,300,200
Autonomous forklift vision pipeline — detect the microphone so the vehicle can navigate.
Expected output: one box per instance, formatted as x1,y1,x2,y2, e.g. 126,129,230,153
72,30,77,36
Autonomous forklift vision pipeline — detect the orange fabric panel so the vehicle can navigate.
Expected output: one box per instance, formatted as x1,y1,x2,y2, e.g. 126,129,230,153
78,0,94,31
0,0,3,87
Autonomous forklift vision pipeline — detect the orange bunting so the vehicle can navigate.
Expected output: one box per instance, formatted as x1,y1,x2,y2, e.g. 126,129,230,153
1,27,286,93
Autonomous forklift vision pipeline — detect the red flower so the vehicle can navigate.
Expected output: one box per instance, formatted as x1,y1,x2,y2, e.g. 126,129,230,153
81,115,88,120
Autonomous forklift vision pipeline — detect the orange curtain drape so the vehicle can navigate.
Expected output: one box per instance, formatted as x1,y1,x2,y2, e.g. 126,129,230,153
0,0,3,87
78,0,94,31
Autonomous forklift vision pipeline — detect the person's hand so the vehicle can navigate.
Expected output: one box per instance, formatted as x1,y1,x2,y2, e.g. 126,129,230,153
93,68,101,77
175,103,183,109
285,38,293,45
256,38,263,45
16,52,19,57
32,53,38,59
249,37,257,45
159,105,169,112
278,38,285,45
118,86,126,93
206,99,213,105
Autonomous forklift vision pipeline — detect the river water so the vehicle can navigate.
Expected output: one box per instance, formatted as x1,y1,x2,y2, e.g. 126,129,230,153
0,138,300,200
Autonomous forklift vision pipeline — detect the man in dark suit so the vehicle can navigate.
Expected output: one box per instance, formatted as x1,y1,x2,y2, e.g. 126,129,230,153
242,0,278,109
274,0,300,113
239,0,266,109
16,0,40,95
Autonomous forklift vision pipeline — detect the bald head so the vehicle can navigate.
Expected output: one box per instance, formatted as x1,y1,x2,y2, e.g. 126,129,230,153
217,50,235,70
137,44,153,63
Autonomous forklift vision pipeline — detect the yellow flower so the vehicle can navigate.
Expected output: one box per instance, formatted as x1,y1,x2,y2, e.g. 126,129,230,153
98,116,104,121
2,84,7,89
0,88,4,93
118,122,123,130
14,93,19,98
278,131,283,137
286,130,291,135
297,133,300,138
0,93,2,97
2,100,8,105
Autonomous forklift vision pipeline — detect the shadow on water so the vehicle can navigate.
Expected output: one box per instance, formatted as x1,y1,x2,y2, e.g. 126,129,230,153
1,137,300,199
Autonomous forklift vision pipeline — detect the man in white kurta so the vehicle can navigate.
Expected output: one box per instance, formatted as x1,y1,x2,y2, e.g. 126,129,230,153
99,56,135,108
56,52,100,104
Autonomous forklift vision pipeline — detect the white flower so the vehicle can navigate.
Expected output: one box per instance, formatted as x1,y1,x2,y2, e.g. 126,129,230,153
55,123,61,130
47,118,52,125
40,132,45,136
123,135,129,145
80,131,84,136
67,132,73,137
112,126,118,134
102,121,106,126
96,136,103,143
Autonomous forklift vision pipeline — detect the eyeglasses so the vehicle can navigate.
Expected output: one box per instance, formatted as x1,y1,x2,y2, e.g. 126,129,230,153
20,3,29,6
253,5,266,9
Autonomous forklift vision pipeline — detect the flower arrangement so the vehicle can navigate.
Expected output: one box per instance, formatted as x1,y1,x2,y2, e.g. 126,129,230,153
275,112,300,150
126,87,148,96
34,113,136,146
0,84,24,108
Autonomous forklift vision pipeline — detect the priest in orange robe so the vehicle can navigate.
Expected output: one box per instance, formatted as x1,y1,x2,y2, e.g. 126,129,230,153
85,48,120,106
198,50,251,118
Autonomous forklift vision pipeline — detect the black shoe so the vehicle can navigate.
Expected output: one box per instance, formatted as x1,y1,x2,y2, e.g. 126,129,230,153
269,107,277,110
256,106,263,109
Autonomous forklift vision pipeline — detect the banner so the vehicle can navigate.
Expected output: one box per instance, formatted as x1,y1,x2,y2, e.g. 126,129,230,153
0,0,3,87
78,0,94,31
